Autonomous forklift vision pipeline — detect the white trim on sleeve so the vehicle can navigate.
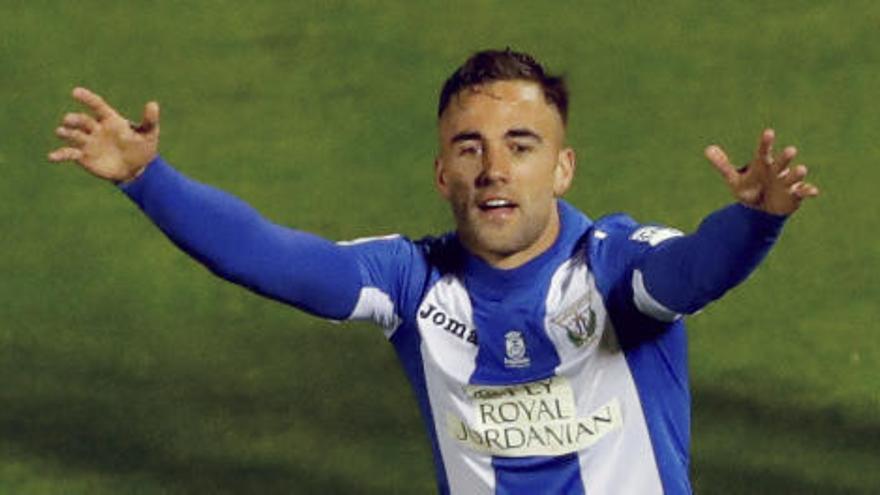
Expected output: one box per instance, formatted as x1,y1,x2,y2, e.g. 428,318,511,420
348,287,402,338
632,269,682,322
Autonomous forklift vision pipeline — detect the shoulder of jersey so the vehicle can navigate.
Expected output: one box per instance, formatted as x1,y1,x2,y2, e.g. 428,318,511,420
591,213,683,247
590,213,640,240
416,232,464,275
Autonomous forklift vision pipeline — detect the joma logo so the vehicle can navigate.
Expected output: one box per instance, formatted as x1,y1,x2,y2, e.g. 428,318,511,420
418,304,478,345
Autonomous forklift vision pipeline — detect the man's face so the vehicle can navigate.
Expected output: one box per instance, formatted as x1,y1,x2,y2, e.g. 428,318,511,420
435,80,575,268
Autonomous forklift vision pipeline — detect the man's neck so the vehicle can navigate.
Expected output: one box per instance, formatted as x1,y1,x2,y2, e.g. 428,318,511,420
471,209,562,270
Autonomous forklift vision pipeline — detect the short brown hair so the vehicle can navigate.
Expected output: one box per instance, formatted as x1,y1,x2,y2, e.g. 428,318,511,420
437,48,569,124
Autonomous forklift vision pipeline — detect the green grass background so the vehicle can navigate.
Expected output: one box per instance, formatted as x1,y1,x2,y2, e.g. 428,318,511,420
2,1,878,493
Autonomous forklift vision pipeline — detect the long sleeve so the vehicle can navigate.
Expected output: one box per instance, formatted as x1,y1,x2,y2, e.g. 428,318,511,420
119,156,363,320
637,203,787,316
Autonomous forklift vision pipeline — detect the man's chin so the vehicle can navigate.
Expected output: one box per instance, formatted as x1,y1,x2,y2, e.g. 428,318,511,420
464,231,527,259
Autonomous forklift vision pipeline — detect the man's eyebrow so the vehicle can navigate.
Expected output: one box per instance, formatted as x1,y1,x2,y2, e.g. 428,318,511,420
505,128,542,142
451,131,483,144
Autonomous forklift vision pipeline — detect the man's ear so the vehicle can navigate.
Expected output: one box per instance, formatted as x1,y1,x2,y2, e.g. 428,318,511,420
553,148,576,196
434,157,451,199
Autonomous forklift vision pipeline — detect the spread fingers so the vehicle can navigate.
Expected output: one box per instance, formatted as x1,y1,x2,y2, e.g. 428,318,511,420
72,87,117,121
62,112,98,133
56,126,89,146
791,181,820,198
777,164,808,186
775,146,797,172
47,147,84,162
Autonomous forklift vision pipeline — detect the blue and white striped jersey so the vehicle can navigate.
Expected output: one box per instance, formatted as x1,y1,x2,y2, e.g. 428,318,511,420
123,157,786,495
340,202,691,494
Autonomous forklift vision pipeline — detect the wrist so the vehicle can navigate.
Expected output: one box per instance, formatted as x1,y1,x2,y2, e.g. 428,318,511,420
734,201,790,221
115,156,157,185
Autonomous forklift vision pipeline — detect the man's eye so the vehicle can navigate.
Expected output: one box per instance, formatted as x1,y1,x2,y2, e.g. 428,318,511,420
459,145,481,156
511,143,533,154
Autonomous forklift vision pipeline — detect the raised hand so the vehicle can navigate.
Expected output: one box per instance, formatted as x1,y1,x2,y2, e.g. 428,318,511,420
48,87,160,183
705,129,820,216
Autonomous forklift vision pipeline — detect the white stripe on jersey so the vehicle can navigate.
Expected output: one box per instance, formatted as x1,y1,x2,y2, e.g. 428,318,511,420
544,256,664,494
417,275,495,495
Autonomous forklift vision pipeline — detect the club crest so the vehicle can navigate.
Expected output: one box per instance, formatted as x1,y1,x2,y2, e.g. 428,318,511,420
567,308,597,347
551,293,599,348
504,331,531,368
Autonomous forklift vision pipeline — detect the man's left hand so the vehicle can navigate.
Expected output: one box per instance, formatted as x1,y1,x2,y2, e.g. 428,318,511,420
705,128,820,215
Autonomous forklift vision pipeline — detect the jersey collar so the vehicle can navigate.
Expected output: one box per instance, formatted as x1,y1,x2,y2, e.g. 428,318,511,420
457,200,592,299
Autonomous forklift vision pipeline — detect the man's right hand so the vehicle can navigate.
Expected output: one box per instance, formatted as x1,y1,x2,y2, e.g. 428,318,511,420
48,87,160,183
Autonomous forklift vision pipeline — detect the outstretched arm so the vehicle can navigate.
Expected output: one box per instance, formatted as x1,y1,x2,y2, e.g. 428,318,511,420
636,129,820,318
48,88,363,319
120,158,363,319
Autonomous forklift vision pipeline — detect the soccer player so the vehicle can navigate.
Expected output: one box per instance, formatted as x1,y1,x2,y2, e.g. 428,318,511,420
49,49,818,494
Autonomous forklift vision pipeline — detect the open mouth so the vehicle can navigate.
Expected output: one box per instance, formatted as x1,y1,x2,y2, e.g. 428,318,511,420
478,198,518,213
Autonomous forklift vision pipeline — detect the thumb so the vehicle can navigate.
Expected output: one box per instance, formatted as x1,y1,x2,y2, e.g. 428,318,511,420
704,145,739,186
137,101,160,134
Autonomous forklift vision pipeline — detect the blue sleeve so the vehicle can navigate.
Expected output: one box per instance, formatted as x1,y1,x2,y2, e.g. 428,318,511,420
334,235,428,335
119,156,363,320
639,203,786,315
589,203,785,329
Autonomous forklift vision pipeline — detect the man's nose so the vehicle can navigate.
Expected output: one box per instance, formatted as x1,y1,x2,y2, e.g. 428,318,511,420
477,145,510,186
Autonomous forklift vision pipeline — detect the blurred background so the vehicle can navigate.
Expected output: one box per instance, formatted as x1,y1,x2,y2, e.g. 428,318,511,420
1,0,877,493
